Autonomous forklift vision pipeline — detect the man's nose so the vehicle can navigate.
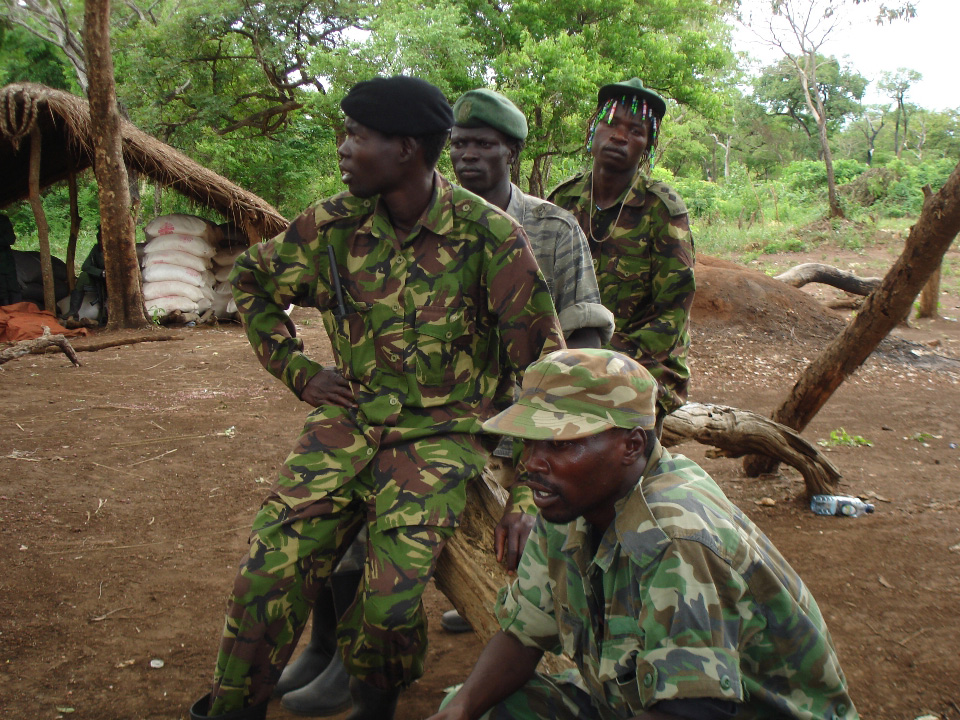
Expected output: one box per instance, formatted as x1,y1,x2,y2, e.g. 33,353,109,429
523,441,549,472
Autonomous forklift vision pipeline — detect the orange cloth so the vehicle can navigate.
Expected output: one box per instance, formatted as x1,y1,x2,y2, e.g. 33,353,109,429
0,302,88,343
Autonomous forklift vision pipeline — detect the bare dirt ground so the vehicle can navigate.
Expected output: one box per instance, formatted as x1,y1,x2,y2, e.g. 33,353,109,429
2,243,959,720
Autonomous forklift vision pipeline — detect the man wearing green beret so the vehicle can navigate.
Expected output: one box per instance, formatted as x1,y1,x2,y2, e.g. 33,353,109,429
428,348,858,720
448,86,615,603
549,78,695,435
192,75,565,720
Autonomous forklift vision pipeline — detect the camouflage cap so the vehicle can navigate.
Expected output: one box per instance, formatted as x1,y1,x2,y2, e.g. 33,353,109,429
452,89,528,141
598,77,666,120
483,349,657,440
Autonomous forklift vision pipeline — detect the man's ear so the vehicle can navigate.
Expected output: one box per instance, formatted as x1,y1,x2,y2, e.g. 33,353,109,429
621,427,648,465
397,136,418,164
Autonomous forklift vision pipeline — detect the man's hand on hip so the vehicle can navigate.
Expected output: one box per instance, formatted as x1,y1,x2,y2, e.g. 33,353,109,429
301,368,356,408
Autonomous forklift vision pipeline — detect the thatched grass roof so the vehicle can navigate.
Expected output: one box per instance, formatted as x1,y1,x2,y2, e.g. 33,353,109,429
0,83,289,241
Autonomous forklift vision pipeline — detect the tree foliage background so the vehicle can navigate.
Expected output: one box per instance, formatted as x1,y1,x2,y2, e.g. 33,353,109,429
0,0,956,257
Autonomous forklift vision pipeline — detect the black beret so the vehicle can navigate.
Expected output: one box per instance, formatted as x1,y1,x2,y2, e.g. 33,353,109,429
452,89,528,141
341,76,454,136
597,78,666,120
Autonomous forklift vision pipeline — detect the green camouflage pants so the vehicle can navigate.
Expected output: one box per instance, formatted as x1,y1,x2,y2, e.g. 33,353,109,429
442,669,615,720
209,405,487,714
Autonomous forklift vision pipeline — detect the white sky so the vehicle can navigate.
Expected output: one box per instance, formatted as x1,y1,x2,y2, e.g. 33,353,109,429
734,0,959,112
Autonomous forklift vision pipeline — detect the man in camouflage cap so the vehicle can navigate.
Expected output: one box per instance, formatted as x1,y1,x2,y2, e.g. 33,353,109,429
191,75,565,720
428,348,858,720
549,78,696,434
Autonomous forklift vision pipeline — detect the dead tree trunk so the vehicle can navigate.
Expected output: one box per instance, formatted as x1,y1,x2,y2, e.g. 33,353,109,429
83,0,148,330
744,160,960,477
917,185,945,319
774,264,881,296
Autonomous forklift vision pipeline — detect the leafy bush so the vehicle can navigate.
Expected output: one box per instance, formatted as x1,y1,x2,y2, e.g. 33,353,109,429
782,159,868,192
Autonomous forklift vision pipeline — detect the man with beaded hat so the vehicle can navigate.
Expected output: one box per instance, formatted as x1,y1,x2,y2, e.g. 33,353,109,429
428,348,858,720
447,87,615,597
191,75,565,720
549,79,695,434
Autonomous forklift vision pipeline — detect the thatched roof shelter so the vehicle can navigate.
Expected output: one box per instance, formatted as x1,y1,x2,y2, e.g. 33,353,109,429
0,83,289,241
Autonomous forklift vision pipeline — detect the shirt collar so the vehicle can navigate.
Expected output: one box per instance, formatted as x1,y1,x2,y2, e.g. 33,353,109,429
362,172,454,242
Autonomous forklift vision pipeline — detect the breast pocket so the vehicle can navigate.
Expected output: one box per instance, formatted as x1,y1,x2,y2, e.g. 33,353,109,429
323,302,374,383
414,305,474,387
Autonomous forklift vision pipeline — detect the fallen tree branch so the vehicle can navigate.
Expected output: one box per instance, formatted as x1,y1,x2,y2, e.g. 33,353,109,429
661,403,841,497
39,331,182,354
0,327,80,366
775,263,881,296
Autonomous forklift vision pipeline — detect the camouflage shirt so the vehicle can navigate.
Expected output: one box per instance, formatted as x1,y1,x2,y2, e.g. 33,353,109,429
549,172,695,413
505,184,613,343
231,173,565,440
497,443,858,720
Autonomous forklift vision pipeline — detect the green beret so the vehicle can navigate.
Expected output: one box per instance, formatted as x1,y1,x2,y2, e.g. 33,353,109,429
452,89,528,141
598,78,666,120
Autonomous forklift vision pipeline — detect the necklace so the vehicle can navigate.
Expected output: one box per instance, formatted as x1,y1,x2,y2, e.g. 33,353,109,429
587,171,640,244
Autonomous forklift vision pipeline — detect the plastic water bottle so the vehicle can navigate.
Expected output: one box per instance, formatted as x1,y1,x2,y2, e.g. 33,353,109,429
810,495,875,517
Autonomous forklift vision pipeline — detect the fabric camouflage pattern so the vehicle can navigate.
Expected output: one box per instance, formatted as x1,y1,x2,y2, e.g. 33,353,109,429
483,349,657,441
441,669,602,720
211,426,486,712
504,184,613,343
232,171,564,440
549,172,695,414
496,442,858,719
491,183,613,464
209,174,565,713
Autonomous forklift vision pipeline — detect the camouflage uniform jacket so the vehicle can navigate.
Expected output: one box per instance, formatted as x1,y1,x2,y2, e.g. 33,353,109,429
497,443,858,720
504,184,613,343
549,172,694,413
231,173,565,441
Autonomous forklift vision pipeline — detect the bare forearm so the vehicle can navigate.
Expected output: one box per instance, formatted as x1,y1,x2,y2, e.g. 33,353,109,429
432,631,543,720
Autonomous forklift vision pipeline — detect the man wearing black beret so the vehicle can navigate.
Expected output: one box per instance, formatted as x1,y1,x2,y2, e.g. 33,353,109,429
191,76,565,720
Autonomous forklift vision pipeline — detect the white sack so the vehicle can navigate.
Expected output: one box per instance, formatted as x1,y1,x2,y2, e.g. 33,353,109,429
143,280,205,302
142,263,205,286
142,250,209,273
144,234,216,259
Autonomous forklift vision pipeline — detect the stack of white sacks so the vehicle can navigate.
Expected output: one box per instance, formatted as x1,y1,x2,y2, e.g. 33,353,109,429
141,214,221,321
210,223,248,320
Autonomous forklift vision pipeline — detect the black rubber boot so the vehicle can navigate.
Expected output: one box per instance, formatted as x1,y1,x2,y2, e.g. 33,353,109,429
188,693,268,720
343,677,400,720
277,569,363,714
280,651,351,716
273,584,339,697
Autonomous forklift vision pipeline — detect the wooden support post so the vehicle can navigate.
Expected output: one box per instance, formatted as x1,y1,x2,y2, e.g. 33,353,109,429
67,170,80,291
28,125,57,313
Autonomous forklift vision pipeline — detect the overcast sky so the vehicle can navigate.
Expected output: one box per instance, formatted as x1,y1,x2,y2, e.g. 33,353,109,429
734,0,958,112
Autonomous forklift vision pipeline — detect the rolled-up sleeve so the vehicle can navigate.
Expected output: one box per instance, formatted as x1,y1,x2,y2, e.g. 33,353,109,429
494,523,562,654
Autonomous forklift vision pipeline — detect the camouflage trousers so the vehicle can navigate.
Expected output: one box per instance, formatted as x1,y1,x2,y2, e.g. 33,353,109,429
208,405,487,714
442,668,619,720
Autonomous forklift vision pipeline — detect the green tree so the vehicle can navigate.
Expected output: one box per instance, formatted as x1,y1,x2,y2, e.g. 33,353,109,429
753,55,866,140
878,67,922,159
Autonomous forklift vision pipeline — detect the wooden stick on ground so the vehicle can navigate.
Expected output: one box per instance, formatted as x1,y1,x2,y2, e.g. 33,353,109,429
0,327,80,367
